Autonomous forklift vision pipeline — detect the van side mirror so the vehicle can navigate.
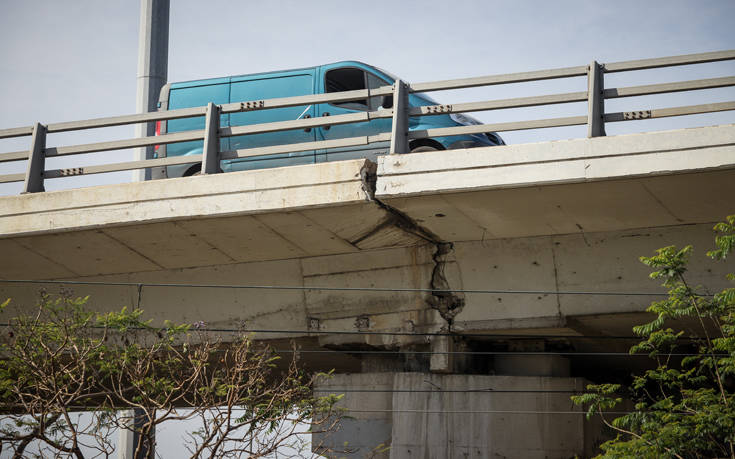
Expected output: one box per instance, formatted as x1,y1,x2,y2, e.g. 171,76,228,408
380,95,393,109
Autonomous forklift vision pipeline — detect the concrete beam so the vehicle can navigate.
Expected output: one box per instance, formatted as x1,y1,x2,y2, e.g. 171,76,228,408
0,160,433,278
0,125,732,355
375,124,735,242
377,124,735,197
0,159,376,237
0,223,728,347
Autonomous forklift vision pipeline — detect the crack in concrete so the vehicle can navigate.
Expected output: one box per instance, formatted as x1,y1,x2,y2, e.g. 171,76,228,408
426,242,465,330
641,183,685,223
361,161,465,330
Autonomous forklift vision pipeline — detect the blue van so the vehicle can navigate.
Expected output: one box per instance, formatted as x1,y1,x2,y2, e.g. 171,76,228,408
156,61,504,177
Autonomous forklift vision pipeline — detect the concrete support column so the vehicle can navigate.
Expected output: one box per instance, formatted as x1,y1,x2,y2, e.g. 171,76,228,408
314,372,599,459
117,409,153,459
314,373,394,458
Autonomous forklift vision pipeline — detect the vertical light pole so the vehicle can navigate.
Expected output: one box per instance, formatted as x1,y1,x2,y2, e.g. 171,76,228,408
132,0,169,182
120,4,168,457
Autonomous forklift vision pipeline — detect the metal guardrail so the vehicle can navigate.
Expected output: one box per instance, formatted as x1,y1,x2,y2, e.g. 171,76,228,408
0,50,733,193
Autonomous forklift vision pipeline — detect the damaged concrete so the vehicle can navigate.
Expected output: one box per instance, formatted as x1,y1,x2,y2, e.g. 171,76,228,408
426,243,465,329
360,167,467,332
1,124,733,458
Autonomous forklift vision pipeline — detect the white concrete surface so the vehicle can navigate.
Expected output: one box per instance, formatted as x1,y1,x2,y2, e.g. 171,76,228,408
314,372,603,459
0,159,375,237
377,123,735,197
376,124,735,242
0,223,728,348
2,125,733,457
1,124,733,343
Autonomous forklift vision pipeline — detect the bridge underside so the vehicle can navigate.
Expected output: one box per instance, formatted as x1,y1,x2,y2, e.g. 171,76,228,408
1,124,733,342
0,125,731,377
2,124,734,457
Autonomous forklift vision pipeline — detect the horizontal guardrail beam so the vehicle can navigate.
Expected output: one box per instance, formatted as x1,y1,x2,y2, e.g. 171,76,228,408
221,133,392,160
43,154,203,179
409,91,588,117
0,126,33,140
0,172,25,184
1,50,733,192
221,110,391,137
0,88,396,140
46,107,207,133
605,100,735,122
44,130,206,157
219,86,393,114
0,108,208,140
410,65,588,93
409,116,588,140
0,150,29,163
603,50,735,73
604,76,735,99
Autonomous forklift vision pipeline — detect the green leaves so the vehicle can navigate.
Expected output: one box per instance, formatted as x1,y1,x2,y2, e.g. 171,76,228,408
573,216,735,458
0,293,342,458
571,384,622,420
97,306,151,332
640,245,692,285
708,215,735,261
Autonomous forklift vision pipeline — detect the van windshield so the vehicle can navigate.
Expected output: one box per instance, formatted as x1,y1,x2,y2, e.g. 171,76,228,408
373,66,400,83
372,66,439,105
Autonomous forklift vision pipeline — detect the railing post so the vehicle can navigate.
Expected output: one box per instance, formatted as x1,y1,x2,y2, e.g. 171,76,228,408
201,102,220,174
23,122,47,193
587,60,606,137
389,79,409,154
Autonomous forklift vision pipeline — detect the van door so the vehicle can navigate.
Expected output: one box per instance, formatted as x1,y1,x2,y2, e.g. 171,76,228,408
316,65,392,163
228,72,316,171
167,81,230,177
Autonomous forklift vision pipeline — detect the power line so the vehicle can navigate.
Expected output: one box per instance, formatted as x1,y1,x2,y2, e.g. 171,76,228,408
204,327,645,340
313,388,584,394
264,349,712,357
1,322,712,342
0,322,646,340
0,324,701,356
341,409,633,415
0,278,673,297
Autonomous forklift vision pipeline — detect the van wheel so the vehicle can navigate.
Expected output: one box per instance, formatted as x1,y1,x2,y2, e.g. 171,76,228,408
187,168,222,176
410,145,440,152
183,165,201,176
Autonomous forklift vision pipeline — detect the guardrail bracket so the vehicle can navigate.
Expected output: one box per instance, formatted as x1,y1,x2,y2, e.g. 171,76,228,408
587,61,606,137
22,122,47,193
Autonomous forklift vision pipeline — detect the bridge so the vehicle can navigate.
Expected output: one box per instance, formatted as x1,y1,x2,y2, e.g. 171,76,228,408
1,51,734,458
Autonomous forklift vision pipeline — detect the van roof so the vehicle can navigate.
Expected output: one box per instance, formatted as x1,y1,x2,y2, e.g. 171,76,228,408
169,60,382,89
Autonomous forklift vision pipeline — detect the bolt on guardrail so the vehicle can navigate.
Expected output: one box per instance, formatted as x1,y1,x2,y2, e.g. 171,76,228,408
0,50,733,194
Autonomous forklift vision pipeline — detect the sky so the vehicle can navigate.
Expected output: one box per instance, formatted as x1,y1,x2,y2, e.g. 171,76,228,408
0,0,735,194
0,0,733,194
0,1,733,454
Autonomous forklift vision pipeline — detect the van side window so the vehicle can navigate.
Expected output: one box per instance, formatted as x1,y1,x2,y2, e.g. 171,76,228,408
367,73,390,110
325,68,368,110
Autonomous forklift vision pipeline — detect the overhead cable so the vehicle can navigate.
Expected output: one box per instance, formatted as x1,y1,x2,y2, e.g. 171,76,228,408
0,278,674,297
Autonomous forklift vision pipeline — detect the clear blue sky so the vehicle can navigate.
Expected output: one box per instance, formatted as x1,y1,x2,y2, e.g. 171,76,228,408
0,0,734,194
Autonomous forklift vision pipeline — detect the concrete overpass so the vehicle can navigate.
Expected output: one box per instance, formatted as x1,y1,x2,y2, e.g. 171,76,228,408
1,123,734,457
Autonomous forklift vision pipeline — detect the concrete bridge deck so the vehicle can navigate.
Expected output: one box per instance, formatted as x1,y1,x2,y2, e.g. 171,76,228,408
1,124,733,339
2,124,733,276
2,123,734,458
